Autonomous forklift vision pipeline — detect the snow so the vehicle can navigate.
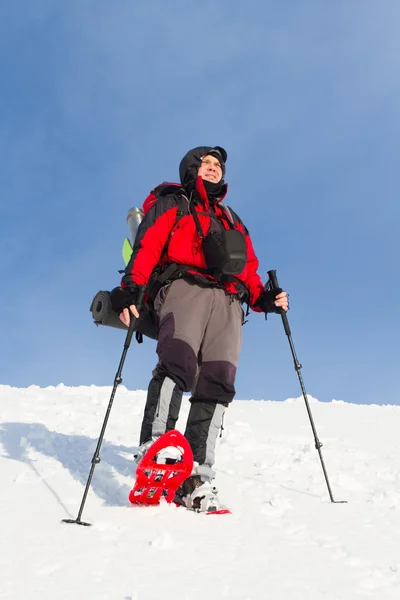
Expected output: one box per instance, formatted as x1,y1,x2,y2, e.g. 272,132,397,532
1,385,400,599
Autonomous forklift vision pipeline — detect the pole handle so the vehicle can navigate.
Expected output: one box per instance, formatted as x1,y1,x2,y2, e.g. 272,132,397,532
267,269,280,290
267,269,291,337
125,287,146,348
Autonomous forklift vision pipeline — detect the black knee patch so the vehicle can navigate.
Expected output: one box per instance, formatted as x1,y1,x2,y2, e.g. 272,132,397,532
156,332,198,392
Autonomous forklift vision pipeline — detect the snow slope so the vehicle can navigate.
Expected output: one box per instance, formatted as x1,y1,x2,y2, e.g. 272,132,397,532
1,385,400,600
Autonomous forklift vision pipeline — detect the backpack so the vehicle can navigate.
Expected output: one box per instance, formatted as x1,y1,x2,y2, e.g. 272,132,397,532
142,182,183,215
124,182,187,265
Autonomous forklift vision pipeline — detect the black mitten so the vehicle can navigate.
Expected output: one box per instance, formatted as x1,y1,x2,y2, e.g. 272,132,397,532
254,288,283,314
110,286,139,315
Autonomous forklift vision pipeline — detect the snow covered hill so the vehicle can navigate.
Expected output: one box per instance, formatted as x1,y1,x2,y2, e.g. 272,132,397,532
1,385,400,600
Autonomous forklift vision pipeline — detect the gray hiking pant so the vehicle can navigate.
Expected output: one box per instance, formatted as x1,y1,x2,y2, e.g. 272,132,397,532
139,278,244,478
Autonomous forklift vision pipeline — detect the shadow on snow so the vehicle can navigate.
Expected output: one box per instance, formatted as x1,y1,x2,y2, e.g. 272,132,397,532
0,422,138,511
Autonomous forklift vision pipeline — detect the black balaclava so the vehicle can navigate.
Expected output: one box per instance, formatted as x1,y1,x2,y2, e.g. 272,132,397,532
179,146,227,200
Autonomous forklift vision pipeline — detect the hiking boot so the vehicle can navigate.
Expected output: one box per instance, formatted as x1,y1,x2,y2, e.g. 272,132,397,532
134,437,157,464
175,475,221,513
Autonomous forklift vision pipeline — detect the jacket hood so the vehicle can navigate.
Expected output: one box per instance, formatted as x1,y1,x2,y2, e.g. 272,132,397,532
179,146,227,190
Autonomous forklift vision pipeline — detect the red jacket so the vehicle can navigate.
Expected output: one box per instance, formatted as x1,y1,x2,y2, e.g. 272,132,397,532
122,177,264,310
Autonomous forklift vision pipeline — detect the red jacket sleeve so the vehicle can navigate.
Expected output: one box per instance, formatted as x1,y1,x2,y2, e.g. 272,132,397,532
122,200,179,288
244,233,264,311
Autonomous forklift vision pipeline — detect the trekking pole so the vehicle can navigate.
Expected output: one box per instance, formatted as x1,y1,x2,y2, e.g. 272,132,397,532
62,289,146,526
267,270,346,504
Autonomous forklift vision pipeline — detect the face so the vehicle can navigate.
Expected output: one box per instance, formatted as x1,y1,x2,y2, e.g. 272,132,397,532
197,154,223,183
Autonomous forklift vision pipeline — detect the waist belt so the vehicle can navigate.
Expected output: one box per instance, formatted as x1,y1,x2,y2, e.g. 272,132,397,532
152,263,250,304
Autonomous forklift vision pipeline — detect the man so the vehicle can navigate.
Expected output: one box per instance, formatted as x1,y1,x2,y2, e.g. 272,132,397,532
111,146,288,511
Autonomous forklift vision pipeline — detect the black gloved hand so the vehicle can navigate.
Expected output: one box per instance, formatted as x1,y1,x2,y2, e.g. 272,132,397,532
110,286,139,315
254,287,283,314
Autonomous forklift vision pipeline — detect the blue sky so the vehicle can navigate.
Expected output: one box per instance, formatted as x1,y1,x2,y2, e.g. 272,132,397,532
1,0,399,405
